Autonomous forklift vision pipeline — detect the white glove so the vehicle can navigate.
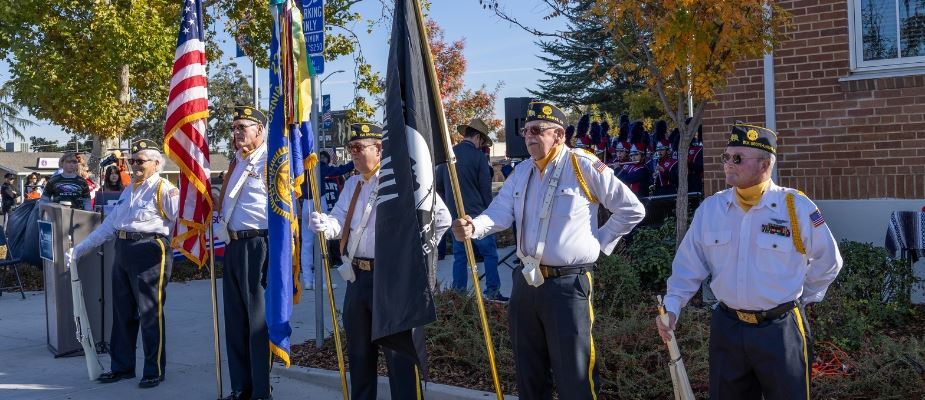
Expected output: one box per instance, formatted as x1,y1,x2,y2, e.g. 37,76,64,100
308,212,333,236
65,248,75,269
520,257,545,287
336,263,356,283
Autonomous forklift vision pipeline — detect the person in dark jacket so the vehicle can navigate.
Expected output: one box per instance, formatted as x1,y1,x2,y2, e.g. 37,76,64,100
617,143,652,198
436,118,506,301
1,173,19,216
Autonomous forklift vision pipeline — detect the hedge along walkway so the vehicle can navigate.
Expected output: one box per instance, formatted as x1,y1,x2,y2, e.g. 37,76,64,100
293,235,925,399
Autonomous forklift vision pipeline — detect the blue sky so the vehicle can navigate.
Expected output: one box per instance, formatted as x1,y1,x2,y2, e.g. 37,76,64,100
1,0,566,144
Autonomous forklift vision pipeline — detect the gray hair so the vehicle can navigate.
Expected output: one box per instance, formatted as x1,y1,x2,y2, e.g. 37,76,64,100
136,149,165,172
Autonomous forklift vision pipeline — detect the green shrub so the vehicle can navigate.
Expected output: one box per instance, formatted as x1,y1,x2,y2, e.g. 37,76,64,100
624,218,676,291
813,241,922,348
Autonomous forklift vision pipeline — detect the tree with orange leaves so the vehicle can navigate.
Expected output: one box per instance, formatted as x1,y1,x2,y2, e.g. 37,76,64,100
592,0,790,242
426,19,504,144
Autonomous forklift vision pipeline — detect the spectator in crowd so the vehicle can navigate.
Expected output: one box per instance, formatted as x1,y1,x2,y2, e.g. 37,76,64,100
436,118,506,301
41,153,92,210
1,173,20,215
103,165,126,192
24,172,43,200
75,154,99,208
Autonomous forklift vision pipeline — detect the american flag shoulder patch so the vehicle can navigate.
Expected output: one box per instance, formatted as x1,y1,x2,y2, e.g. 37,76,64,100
810,209,825,228
593,160,607,173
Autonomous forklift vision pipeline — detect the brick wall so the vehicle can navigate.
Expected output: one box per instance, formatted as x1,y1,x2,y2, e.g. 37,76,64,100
702,0,925,199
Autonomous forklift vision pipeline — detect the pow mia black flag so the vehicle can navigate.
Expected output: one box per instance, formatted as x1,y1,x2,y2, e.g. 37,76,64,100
372,0,449,367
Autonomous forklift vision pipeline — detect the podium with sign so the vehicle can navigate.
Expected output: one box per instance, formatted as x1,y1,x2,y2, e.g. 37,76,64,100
40,203,113,357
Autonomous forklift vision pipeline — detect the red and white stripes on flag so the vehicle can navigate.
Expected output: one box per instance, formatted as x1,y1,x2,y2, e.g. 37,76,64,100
164,0,212,267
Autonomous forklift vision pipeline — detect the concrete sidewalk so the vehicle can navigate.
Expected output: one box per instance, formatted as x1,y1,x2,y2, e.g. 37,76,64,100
0,246,518,399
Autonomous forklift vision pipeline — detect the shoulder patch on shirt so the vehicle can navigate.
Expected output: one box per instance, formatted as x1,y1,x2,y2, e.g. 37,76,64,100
168,187,180,197
810,209,825,228
592,159,607,173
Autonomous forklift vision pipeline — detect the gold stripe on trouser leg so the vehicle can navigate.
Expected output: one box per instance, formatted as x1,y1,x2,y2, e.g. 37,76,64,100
792,307,810,400
585,272,597,400
415,365,422,400
155,238,167,377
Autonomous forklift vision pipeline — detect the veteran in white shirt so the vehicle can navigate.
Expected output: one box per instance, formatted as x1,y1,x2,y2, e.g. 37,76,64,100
215,105,272,400
453,101,645,400
309,123,451,400
657,123,843,400
70,139,179,389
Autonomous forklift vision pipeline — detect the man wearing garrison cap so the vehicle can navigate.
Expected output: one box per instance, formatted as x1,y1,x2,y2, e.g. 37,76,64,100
657,122,843,400
452,101,645,399
218,104,273,400
68,138,179,389
309,122,451,399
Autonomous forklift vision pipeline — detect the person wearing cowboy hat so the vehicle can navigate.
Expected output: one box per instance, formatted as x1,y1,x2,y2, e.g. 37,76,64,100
451,101,645,399
67,138,179,389
435,118,506,301
658,122,843,400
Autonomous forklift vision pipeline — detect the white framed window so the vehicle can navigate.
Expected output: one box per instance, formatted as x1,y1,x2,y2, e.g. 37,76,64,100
847,0,925,74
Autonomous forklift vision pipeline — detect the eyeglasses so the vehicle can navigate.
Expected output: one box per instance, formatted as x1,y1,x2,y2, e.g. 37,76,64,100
231,123,258,133
128,159,154,166
721,153,766,165
347,143,377,153
519,126,557,137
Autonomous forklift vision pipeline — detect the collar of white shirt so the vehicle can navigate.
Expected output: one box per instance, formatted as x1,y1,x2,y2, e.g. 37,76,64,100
722,180,786,213
134,172,162,191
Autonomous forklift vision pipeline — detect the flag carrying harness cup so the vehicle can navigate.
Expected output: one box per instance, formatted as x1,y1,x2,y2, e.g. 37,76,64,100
517,150,568,286
340,181,378,266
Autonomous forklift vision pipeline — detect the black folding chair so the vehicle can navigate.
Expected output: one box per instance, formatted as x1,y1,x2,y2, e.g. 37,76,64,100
0,229,25,299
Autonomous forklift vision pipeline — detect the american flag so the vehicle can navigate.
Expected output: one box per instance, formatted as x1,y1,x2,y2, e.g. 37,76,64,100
810,209,825,228
163,0,211,267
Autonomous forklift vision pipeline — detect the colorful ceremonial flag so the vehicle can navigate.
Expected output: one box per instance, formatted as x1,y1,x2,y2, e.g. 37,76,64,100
372,0,449,364
266,0,312,367
163,0,211,267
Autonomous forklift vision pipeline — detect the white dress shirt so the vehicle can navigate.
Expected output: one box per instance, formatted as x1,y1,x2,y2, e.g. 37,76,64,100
224,143,269,231
663,181,843,319
73,173,179,259
325,169,452,259
471,147,646,266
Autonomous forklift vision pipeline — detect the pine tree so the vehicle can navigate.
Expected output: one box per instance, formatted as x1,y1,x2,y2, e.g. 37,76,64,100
529,1,638,114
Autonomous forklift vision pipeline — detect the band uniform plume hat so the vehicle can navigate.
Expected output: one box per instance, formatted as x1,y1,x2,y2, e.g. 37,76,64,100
457,118,493,147
526,101,567,128
728,122,777,154
349,123,384,142
131,139,161,154
233,104,267,125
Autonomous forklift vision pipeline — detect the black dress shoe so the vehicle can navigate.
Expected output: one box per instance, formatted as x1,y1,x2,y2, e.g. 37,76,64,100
138,375,165,388
221,391,251,400
97,371,135,383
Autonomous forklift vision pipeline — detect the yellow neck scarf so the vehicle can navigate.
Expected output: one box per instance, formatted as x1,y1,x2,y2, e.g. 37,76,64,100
735,179,771,212
534,144,563,177
361,163,381,181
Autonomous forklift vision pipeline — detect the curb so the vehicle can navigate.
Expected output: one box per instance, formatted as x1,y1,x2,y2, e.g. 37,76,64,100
274,365,518,399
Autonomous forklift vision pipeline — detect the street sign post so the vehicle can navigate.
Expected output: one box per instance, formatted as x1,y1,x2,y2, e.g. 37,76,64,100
303,0,324,74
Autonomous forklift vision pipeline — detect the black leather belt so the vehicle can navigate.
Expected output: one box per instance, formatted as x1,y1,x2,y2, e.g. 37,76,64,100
116,230,165,241
538,263,595,279
352,257,374,271
228,229,268,241
719,301,798,325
